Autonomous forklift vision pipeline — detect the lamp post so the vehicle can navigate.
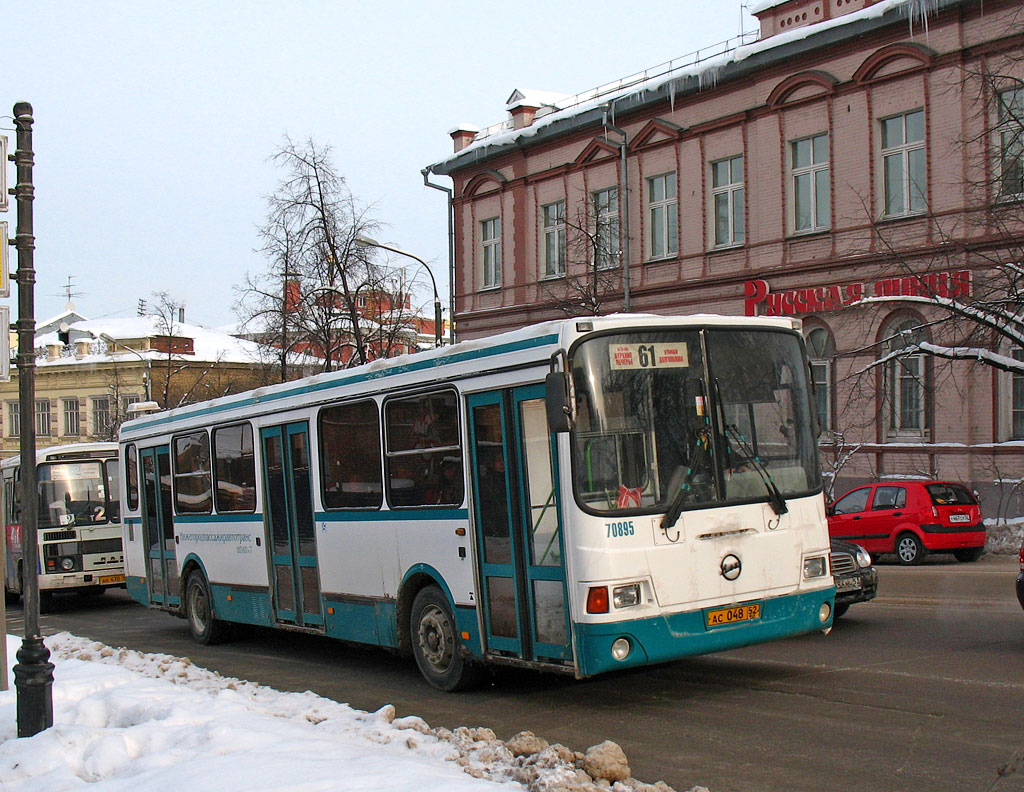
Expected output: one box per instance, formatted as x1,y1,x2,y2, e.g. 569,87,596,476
354,235,443,348
99,333,152,402
11,100,54,738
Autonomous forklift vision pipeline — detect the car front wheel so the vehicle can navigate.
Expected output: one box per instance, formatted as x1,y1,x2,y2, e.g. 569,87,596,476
896,532,926,565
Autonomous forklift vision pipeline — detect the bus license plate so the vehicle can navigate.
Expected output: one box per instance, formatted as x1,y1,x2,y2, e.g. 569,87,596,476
98,574,125,585
706,603,761,627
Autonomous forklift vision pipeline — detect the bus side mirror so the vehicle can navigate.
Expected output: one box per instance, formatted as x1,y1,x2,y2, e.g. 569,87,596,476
545,371,574,433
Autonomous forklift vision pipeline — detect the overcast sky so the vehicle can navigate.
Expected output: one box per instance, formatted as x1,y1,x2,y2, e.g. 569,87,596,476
4,1,758,329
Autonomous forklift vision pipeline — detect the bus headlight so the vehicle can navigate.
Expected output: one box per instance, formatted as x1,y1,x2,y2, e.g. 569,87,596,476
60,557,75,571
611,637,631,661
819,602,832,623
612,583,641,609
803,556,827,579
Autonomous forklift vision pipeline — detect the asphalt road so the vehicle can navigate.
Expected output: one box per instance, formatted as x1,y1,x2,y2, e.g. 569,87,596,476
4,555,1022,792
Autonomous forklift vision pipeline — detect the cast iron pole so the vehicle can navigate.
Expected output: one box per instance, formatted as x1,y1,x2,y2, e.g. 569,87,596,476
11,100,53,737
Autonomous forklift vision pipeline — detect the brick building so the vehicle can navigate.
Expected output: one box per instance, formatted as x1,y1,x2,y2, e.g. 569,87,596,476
425,0,1024,511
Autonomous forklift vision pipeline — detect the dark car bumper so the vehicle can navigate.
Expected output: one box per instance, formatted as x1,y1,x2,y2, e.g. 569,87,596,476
835,566,879,608
1016,571,1024,611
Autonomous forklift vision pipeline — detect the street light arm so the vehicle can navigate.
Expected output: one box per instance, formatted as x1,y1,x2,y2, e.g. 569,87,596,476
354,235,443,348
97,333,152,401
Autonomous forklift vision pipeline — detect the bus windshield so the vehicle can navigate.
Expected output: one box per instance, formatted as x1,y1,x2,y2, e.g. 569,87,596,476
37,460,117,528
571,328,821,515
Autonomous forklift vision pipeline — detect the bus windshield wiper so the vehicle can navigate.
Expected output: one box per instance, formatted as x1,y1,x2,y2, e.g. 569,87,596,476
661,430,710,531
724,424,788,516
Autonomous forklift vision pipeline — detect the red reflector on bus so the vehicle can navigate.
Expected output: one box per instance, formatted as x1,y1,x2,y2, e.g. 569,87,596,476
587,586,609,614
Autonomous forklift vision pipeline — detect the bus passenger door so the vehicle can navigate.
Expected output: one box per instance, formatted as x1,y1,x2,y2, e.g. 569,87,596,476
468,385,571,665
260,422,323,629
140,446,179,607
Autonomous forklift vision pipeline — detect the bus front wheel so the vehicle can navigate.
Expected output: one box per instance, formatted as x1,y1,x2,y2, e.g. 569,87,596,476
410,586,479,692
185,570,230,645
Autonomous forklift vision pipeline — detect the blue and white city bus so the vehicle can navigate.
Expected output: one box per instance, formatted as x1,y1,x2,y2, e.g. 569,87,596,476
118,315,835,689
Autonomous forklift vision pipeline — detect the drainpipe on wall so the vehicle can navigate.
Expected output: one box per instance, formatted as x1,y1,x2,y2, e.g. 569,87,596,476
603,104,630,312
422,168,456,345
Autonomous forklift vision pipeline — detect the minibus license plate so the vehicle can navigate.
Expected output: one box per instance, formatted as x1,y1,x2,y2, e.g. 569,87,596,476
706,603,761,627
98,574,125,585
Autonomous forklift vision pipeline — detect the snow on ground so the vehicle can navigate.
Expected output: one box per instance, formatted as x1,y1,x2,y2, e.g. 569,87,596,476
984,518,1024,555
0,633,696,792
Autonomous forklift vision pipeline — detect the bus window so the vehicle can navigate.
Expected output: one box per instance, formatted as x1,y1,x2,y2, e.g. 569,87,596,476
213,423,257,513
384,390,463,507
173,431,213,514
125,444,139,511
320,401,382,509
105,459,121,523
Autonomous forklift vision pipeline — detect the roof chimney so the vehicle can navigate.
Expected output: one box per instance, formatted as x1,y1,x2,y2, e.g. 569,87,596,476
449,124,479,153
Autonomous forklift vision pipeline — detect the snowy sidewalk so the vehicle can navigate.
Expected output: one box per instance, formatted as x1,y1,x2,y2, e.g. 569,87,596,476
0,633,695,792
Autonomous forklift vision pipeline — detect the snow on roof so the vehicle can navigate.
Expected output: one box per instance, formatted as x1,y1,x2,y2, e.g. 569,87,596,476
429,0,939,172
748,0,791,13
505,88,571,109
33,315,269,367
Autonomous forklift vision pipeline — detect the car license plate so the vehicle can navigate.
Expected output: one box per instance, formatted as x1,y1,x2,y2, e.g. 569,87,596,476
98,574,125,585
836,577,862,592
706,603,761,627
948,513,971,523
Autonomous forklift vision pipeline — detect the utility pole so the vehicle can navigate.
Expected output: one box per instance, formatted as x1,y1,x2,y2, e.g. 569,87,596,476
11,100,53,737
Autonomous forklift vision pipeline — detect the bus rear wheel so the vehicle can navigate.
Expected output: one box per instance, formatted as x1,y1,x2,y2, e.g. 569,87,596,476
410,586,479,692
185,570,230,645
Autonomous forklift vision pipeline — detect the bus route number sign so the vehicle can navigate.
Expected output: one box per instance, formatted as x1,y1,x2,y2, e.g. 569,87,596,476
609,343,689,370
706,602,762,628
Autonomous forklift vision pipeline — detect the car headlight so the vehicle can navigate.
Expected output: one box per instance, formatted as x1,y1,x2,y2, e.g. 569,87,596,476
854,546,872,568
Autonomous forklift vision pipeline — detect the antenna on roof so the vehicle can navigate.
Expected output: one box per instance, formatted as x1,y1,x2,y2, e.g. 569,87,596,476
55,275,83,312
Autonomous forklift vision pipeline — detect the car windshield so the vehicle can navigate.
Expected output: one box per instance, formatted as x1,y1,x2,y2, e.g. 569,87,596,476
570,328,821,515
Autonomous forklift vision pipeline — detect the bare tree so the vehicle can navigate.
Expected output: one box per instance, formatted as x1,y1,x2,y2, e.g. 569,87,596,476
237,137,421,374
543,192,623,317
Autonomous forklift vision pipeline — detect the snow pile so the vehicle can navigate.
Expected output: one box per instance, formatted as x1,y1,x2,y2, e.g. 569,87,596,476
984,517,1024,555
1,634,702,792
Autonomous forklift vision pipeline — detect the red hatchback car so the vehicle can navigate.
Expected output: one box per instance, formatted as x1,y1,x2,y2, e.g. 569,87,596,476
827,480,985,565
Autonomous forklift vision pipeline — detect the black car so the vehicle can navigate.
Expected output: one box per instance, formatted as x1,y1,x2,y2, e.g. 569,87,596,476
1016,538,1024,611
830,538,878,618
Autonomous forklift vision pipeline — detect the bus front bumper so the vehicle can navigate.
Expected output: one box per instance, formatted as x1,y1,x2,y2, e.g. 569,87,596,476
574,587,835,677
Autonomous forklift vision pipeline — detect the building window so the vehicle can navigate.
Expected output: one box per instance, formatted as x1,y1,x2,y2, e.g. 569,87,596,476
92,397,111,438
481,217,501,289
7,401,19,437
997,88,1024,200
881,110,926,216
35,399,51,437
1013,348,1024,439
647,173,677,259
792,133,830,233
806,326,835,432
882,318,928,436
712,155,744,247
541,200,566,277
592,187,619,270
63,398,80,437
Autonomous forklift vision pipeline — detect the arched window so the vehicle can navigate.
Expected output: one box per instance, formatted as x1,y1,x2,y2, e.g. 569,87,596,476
881,316,928,436
805,325,835,432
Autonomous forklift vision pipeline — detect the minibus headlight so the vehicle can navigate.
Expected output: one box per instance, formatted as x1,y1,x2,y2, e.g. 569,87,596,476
611,637,631,661
819,602,832,623
803,556,827,579
612,583,641,609
60,557,75,571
